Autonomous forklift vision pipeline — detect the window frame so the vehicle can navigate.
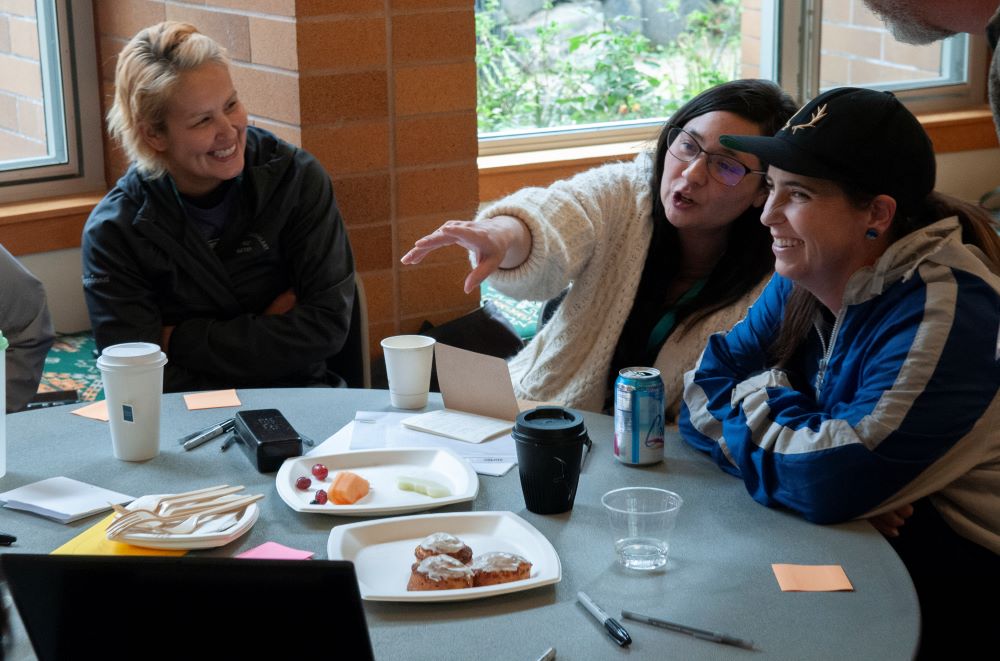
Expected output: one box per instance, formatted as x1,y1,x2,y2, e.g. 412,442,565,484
478,0,988,157
0,0,104,203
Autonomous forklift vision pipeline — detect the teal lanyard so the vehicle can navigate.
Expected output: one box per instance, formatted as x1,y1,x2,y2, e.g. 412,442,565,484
645,278,707,355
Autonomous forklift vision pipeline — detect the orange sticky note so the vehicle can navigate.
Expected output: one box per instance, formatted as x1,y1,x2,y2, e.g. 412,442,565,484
51,514,186,557
184,389,241,410
71,400,109,422
772,564,854,592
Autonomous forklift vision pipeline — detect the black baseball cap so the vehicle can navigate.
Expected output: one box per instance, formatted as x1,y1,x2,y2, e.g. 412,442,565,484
720,87,935,212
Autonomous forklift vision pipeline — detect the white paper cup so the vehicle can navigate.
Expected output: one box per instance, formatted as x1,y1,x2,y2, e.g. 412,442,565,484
380,335,435,409
96,342,167,461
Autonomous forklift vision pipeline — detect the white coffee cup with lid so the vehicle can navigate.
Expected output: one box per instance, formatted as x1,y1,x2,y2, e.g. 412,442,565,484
96,342,167,461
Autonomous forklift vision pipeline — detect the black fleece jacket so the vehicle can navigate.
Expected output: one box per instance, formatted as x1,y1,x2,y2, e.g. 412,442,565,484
82,127,355,392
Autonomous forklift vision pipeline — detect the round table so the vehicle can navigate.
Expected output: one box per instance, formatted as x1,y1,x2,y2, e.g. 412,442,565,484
1,389,919,660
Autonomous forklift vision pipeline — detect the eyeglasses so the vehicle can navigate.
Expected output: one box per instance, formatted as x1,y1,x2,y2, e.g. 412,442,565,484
666,127,765,187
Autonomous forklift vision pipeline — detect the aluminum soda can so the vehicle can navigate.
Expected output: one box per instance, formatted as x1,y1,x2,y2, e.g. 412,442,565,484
613,367,665,465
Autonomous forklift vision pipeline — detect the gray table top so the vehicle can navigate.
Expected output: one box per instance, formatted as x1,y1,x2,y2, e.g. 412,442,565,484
1,388,919,660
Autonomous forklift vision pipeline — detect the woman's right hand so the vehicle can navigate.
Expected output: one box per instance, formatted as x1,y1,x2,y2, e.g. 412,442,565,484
400,215,531,294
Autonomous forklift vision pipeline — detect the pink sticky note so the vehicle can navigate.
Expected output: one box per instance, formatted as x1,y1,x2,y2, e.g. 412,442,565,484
236,542,314,561
772,564,854,592
184,389,241,410
71,400,109,422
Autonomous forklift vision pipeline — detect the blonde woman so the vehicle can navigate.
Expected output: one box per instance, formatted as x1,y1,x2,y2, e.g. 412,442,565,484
82,22,355,391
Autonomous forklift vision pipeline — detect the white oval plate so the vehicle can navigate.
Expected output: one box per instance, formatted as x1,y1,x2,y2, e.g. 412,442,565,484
327,510,561,602
275,448,479,516
114,503,259,550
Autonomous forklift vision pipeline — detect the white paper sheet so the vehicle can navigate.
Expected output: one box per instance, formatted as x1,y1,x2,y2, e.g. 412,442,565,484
322,411,517,477
0,476,134,523
401,409,513,443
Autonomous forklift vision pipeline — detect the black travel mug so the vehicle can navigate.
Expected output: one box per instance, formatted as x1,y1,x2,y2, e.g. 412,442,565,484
512,406,591,514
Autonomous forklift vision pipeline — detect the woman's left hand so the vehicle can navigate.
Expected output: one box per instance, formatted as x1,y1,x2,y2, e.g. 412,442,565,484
868,503,914,538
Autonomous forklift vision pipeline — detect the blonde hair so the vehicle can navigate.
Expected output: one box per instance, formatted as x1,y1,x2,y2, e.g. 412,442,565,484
106,22,229,178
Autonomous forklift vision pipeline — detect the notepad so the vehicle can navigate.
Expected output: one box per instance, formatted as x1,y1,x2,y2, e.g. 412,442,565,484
0,477,134,524
402,409,513,443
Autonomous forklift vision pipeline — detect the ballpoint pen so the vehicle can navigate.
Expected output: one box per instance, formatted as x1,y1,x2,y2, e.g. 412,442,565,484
0,532,16,546
182,418,236,451
621,610,755,650
535,647,556,661
219,434,237,452
577,591,631,647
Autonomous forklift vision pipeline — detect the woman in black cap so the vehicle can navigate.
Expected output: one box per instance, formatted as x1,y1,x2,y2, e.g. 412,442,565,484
680,86,1000,657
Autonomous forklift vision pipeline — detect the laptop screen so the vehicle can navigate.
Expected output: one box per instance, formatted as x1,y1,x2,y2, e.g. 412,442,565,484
1,554,375,660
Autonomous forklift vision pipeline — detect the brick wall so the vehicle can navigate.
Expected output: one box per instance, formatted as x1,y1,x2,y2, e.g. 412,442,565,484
740,0,942,87
93,0,481,359
0,0,46,161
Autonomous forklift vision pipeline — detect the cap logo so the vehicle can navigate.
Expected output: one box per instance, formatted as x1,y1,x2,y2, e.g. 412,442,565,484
782,103,828,134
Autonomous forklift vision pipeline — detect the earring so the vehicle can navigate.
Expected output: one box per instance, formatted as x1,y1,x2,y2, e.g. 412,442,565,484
865,228,879,240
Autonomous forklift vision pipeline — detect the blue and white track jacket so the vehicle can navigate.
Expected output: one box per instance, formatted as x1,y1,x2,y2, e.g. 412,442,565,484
680,218,1000,553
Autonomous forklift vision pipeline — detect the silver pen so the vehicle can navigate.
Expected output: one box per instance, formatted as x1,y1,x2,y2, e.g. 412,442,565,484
535,647,556,661
182,419,236,451
622,610,755,650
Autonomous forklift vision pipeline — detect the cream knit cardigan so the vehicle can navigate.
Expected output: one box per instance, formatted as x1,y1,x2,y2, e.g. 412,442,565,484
480,152,768,420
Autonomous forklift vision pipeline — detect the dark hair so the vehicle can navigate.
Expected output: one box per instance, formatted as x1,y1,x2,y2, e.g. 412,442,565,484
644,79,798,332
770,190,1000,366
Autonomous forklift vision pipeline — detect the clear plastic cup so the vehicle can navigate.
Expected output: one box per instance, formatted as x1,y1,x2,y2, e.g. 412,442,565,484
601,487,683,570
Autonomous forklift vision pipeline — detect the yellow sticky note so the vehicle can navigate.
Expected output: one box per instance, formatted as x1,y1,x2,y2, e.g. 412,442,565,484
71,400,109,422
51,514,186,557
772,564,854,592
184,389,241,410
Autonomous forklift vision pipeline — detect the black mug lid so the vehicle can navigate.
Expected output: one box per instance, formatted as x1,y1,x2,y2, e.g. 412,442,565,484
513,406,586,444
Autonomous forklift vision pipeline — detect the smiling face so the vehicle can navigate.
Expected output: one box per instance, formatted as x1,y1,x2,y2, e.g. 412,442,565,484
761,168,895,310
142,62,247,197
660,111,768,241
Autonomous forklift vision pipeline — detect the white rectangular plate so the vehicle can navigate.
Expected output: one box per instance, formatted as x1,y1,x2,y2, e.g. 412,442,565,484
327,511,561,602
275,448,478,516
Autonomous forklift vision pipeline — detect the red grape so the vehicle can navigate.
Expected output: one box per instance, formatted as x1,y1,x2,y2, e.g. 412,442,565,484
311,463,329,480
314,489,328,505
295,476,311,490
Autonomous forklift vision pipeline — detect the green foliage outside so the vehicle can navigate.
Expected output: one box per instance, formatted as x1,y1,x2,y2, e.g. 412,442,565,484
476,0,742,135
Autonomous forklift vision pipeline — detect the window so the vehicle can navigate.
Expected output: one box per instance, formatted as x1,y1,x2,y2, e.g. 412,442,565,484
0,0,104,203
477,0,985,155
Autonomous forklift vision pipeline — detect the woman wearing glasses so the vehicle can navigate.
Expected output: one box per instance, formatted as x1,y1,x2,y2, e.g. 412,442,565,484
402,80,796,418
680,87,999,656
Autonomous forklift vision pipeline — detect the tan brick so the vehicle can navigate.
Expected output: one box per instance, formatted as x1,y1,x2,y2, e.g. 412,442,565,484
301,120,390,176
164,4,251,62
394,62,475,116
98,35,129,84
0,129,44,160
297,17,386,72
358,270,395,326
0,54,40,98
397,214,470,266
9,16,37,59
230,63,299,125
348,223,393,271
0,0,36,18
849,59,936,85
297,0,384,16
396,163,478,218
16,98,44,140
392,10,474,65
853,1,888,28
395,113,477,167
399,261,478,316
249,16,297,70
740,38,761,72
300,71,388,123
0,93,16,130
822,23,880,59
740,11,761,40
822,0,850,23
883,37,942,73
0,17,8,54
332,172,391,226
204,0,295,17
819,53,851,87
94,0,165,42
250,116,301,146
